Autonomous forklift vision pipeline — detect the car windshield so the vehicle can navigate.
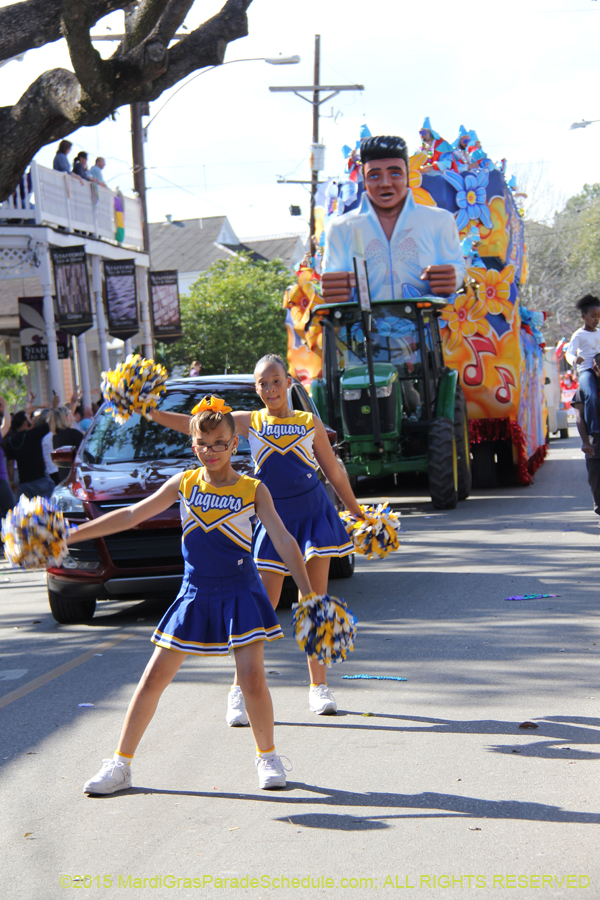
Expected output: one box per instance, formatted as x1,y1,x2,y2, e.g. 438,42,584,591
335,305,432,378
82,387,264,464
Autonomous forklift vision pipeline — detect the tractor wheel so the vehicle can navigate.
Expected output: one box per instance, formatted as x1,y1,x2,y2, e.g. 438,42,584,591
454,386,471,501
428,417,458,509
48,589,96,624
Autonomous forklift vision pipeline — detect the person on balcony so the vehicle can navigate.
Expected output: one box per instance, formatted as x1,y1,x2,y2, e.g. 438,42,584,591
53,140,73,173
89,157,106,185
73,151,100,184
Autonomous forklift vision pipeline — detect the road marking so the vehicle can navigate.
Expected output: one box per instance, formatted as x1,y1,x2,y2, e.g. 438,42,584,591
0,633,132,710
0,669,29,681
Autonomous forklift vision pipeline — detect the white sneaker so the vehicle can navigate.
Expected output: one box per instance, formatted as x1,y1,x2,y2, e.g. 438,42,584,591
309,684,338,715
226,687,249,727
255,753,292,790
83,759,132,795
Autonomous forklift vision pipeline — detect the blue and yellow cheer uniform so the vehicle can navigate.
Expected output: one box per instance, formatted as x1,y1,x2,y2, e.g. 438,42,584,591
248,409,354,574
152,469,283,655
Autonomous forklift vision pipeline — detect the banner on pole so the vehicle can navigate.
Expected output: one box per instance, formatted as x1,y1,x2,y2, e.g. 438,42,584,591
50,245,93,336
103,259,140,340
18,297,69,362
149,270,182,343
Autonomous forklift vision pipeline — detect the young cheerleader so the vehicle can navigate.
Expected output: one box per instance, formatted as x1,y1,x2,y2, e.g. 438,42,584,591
146,355,363,722
73,397,315,794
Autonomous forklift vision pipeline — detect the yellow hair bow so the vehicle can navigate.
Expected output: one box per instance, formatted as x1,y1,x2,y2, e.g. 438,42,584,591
191,395,233,416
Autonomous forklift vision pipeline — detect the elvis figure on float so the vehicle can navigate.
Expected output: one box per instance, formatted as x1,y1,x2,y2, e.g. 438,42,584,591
321,135,466,304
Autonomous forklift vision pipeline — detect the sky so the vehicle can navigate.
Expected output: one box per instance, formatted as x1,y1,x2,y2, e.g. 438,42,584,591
2,0,600,240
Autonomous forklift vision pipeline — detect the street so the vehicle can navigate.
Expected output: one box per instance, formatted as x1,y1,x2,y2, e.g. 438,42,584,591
0,429,598,900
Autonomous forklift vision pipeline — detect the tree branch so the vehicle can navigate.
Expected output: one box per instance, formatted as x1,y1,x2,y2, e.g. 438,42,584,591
153,0,196,46
0,0,253,200
0,0,130,63
61,0,110,103
148,0,251,96
122,0,171,52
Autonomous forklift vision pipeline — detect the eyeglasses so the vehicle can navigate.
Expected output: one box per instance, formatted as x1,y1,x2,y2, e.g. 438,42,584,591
192,436,235,454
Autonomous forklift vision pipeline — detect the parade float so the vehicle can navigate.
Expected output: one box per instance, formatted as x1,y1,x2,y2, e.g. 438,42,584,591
283,123,549,489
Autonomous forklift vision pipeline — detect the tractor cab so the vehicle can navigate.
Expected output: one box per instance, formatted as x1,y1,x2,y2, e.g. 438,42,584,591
310,296,471,508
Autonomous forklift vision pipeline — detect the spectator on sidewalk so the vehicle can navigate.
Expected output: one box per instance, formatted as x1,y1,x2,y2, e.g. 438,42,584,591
0,397,15,522
190,360,202,376
89,157,106,185
50,407,84,452
37,409,60,486
573,352,600,527
3,410,55,499
73,403,93,433
50,406,84,483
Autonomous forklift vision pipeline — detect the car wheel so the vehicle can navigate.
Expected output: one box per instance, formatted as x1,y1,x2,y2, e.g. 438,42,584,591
278,577,299,610
48,589,96,624
329,553,355,579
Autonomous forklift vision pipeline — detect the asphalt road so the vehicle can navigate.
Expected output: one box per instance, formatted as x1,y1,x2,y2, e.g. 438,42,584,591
1,429,598,900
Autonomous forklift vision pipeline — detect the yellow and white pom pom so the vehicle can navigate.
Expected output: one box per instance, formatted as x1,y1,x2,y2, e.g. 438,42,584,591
1,496,76,569
101,354,167,424
340,503,401,560
292,592,357,666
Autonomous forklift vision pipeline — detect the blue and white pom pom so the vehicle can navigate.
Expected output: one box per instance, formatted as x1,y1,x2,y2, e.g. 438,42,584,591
1,496,76,569
101,354,167,424
340,503,401,560
292,592,357,666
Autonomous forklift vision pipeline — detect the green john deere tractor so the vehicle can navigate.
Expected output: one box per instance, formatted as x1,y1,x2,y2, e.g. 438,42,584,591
309,296,471,509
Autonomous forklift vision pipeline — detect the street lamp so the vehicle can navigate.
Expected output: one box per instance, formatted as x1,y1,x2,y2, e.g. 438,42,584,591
145,55,300,131
89,36,300,249
133,55,300,250
569,118,600,130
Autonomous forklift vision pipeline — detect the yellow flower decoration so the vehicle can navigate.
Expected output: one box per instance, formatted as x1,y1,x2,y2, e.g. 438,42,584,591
441,289,490,354
191,395,233,416
468,265,515,322
408,153,436,207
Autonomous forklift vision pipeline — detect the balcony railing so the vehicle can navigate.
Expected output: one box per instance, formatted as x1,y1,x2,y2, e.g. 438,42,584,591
0,161,144,250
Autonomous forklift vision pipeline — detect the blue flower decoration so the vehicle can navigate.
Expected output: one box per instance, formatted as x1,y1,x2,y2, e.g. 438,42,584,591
443,169,493,231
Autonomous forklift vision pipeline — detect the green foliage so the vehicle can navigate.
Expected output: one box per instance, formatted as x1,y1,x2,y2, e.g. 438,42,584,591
0,355,28,409
162,255,290,375
525,182,600,342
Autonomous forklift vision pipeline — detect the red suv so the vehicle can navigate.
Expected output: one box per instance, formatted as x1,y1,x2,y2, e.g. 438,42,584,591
48,375,354,623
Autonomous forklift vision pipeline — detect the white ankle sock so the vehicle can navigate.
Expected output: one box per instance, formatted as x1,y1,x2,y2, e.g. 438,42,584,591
113,750,133,765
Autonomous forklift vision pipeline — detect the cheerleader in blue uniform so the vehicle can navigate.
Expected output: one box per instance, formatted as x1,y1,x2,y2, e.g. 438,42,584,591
148,356,363,720
72,397,315,795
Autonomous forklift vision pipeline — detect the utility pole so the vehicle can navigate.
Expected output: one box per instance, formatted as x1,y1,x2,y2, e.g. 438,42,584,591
310,35,321,248
270,36,363,255
130,101,150,253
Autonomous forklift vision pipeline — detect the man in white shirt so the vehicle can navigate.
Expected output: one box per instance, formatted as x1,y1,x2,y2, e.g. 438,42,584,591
322,135,465,303
89,157,106,185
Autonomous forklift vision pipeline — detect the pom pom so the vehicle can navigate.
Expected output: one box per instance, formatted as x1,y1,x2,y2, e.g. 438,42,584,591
1,495,76,569
340,503,401,559
101,354,167,424
292,592,357,666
